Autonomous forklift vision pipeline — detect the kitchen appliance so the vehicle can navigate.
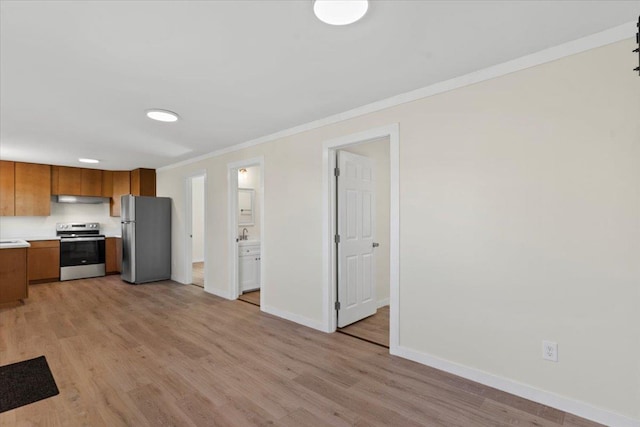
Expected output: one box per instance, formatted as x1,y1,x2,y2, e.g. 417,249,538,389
57,222,106,281
121,195,171,284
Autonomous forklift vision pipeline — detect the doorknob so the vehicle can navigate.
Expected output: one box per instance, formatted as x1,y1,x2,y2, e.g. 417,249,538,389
372,242,379,248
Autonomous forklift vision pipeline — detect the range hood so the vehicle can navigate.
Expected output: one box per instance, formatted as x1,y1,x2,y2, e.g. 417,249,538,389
56,195,108,204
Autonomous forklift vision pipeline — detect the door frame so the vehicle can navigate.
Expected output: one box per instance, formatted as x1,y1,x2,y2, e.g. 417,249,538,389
227,156,265,303
322,124,399,352
184,170,208,288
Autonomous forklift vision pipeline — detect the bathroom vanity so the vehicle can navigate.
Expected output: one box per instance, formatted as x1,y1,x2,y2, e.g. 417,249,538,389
239,240,260,292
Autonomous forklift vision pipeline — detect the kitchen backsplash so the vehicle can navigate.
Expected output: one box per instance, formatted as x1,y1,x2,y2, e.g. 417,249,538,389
0,201,121,238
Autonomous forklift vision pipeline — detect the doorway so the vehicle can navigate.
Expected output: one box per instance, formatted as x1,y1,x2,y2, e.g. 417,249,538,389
335,138,391,347
227,157,264,307
185,171,208,289
322,124,399,352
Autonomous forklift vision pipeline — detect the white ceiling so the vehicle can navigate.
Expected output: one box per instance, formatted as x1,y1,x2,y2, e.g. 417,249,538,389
1,1,638,170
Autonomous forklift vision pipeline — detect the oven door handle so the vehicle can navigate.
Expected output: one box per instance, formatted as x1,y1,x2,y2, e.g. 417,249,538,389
61,237,105,242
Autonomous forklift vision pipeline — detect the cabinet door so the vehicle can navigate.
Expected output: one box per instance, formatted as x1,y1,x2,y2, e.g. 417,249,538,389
0,248,28,303
102,170,113,197
81,168,102,196
57,166,82,195
111,171,130,216
0,160,15,216
239,255,258,292
130,168,156,196
105,237,117,273
15,162,51,216
27,241,60,282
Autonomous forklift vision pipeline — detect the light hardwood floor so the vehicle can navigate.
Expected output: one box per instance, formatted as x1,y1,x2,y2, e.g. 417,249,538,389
0,276,602,426
192,262,204,288
238,290,260,306
338,306,389,348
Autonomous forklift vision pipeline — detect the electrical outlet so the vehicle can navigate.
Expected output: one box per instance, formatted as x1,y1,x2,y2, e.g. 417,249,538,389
542,341,558,362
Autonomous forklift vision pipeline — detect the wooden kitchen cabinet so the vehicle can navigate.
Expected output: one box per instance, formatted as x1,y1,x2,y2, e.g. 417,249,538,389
0,160,15,216
102,170,113,198
111,171,130,217
27,240,60,283
15,162,51,216
54,166,82,195
105,237,121,274
81,168,102,196
0,248,28,304
52,166,102,197
130,168,156,197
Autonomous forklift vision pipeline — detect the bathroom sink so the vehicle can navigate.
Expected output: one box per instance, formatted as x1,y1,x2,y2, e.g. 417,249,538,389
0,239,30,249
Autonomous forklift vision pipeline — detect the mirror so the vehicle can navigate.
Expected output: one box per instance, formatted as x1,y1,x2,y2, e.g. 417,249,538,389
238,188,255,225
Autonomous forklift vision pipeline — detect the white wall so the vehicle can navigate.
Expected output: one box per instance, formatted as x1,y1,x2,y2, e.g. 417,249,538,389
0,201,121,238
191,176,205,262
237,166,260,240
342,138,390,307
157,39,640,422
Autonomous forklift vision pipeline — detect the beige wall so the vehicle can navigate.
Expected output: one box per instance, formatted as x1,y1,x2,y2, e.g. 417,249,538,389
342,138,390,306
157,39,640,420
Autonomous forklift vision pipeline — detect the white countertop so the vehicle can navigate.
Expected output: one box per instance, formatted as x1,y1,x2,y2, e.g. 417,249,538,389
0,239,31,249
0,236,60,242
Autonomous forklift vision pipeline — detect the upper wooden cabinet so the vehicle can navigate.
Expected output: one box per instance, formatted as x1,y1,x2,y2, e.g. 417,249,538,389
111,171,130,217
102,170,113,198
15,162,51,216
0,160,15,216
1,161,154,217
130,168,156,197
81,168,102,196
54,166,82,195
51,166,103,197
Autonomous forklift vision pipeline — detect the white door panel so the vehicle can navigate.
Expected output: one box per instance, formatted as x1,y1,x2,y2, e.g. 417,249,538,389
337,150,377,327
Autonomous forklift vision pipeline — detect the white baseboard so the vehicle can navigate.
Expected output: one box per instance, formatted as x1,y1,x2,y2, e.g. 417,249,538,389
191,258,204,263
392,346,639,427
377,298,390,308
262,304,326,332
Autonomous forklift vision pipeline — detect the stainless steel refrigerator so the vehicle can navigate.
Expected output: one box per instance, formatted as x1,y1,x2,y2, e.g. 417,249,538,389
121,195,171,284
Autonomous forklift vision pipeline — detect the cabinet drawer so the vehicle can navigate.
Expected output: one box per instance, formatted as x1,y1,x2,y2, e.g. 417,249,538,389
28,240,60,249
239,245,260,256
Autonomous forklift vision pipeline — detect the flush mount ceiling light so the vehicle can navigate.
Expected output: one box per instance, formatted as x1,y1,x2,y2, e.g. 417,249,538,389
146,109,179,122
78,158,100,164
313,0,368,26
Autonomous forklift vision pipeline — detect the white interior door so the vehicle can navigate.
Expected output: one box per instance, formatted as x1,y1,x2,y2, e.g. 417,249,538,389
337,150,376,327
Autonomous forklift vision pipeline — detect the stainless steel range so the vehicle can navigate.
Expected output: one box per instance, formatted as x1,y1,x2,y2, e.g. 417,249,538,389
56,222,106,281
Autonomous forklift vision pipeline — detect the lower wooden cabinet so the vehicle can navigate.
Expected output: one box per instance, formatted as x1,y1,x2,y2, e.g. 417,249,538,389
105,237,122,274
0,248,28,304
27,240,60,283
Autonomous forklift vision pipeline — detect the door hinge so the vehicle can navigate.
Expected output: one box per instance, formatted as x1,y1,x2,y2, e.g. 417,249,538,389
335,301,341,310
334,234,340,244
334,167,340,177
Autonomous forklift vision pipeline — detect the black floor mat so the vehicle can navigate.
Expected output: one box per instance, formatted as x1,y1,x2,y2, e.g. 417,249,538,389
0,356,59,413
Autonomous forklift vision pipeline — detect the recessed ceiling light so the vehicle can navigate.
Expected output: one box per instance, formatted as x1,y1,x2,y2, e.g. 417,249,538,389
313,0,368,26
79,158,100,164
146,109,179,122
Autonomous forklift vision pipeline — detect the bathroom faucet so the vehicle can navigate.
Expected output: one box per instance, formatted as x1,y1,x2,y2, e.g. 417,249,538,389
241,228,249,240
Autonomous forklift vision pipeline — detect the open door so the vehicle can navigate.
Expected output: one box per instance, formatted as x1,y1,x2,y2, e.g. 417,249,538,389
337,150,377,327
